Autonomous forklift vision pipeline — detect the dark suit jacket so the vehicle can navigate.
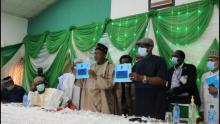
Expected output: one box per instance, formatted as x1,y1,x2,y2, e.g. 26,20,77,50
1,85,26,103
167,63,201,106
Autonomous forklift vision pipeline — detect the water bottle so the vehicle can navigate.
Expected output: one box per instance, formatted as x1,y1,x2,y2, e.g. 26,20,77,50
208,104,217,124
173,103,180,124
189,96,196,124
22,93,29,107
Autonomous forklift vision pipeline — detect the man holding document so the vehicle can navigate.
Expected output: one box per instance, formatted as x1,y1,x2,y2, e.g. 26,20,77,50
130,38,168,120
75,43,115,114
199,50,219,124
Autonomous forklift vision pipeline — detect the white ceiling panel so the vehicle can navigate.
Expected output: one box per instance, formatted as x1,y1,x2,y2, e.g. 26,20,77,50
1,0,58,19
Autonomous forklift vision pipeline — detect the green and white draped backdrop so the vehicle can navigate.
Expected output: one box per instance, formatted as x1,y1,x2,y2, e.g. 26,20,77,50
1,0,219,92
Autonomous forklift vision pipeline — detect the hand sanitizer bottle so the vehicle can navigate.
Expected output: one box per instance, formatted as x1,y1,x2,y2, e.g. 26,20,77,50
189,96,196,124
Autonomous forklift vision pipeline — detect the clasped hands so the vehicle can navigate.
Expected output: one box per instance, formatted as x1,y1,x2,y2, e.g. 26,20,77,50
130,72,145,81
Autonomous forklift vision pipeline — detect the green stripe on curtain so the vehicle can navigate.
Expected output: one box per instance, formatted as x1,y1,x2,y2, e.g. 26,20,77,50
153,23,174,68
128,45,138,64
45,31,71,88
73,22,105,52
152,0,214,45
1,43,23,67
23,32,47,58
46,30,70,53
107,13,148,51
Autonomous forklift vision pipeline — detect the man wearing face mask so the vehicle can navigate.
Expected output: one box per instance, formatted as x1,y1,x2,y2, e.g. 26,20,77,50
33,67,48,86
1,76,26,103
75,43,115,114
130,38,168,120
166,50,201,106
28,76,69,108
199,50,219,124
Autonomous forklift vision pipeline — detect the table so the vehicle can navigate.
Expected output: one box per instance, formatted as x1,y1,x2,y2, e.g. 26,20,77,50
1,103,167,124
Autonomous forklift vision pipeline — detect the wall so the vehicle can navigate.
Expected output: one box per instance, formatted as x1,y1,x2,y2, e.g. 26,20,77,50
111,0,200,19
28,0,111,35
1,12,28,47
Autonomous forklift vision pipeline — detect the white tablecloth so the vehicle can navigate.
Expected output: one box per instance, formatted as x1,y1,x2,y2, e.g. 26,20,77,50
1,103,166,124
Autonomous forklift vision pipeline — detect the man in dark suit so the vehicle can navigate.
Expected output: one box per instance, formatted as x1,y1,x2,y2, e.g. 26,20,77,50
166,50,201,106
1,76,26,103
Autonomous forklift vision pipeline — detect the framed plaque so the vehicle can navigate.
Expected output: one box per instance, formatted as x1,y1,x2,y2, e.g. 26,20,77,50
149,0,175,9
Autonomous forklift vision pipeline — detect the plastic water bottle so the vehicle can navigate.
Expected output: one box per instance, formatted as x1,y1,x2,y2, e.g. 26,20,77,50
208,104,217,124
173,103,180,124
189,96,196,124
22,93,29,107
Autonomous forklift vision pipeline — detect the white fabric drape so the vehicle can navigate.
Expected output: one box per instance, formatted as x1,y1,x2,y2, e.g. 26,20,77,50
1,45,24,81
30,42,59,72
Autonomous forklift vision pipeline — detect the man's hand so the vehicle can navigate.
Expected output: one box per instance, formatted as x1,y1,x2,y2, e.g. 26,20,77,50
130,72,144,81
89,70,97,79
208,85,218,95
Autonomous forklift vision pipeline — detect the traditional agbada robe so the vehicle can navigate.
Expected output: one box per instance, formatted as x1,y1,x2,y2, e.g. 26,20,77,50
28,88,69,108
75,61,116,114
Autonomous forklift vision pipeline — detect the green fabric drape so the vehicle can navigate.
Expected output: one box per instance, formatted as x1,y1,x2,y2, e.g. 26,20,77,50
22,55,37,91
46,30,69,54
152,0,214,45
45,31,71,88
23,32,47,58
128,45,138,64
22,31,71,91
69,41,77,62
1,43,22,67
196,39,219,88
107,13,148,51
73,22,105,52
153,23,174,68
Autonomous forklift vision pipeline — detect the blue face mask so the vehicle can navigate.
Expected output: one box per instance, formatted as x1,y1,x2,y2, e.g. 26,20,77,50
207,61,215,71
171,57,178,66
137,47,148,57
36,84,45,92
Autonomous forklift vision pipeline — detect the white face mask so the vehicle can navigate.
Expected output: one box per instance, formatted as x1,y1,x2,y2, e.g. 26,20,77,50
207,61,215,71
171,57,178,66
137,47,148,57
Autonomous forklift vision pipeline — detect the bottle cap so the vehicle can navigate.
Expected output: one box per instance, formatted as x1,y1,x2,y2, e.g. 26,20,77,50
191,95,194,103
